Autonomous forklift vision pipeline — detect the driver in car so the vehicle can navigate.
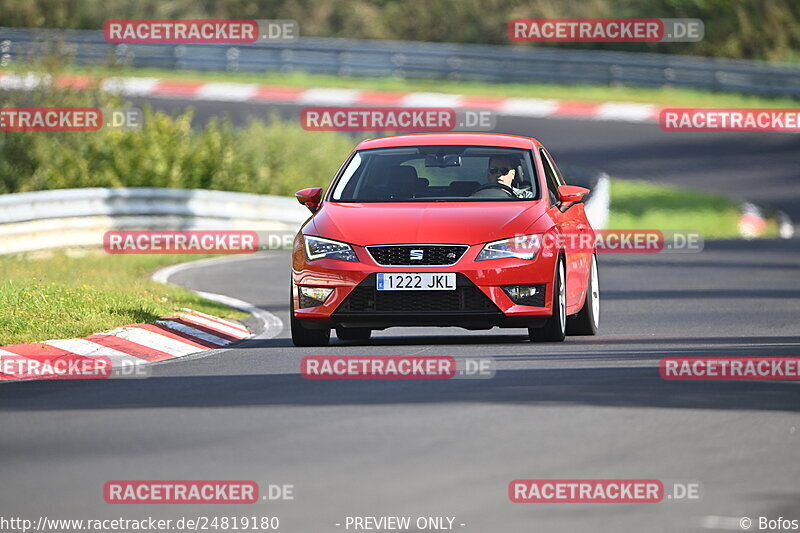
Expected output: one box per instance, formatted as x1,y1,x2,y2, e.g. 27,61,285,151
487,156,534,198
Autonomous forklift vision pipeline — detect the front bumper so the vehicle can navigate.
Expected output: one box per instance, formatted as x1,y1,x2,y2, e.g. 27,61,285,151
292,241,557,330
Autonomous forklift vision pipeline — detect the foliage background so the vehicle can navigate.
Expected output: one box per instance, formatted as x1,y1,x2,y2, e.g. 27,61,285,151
1,0,798,61
0,69,355,196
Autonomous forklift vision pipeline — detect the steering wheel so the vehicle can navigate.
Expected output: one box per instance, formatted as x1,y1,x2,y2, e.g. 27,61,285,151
470,182,516,197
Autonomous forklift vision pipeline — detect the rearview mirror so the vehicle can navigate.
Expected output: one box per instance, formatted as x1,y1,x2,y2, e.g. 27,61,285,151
557,185,589,205
424,154,462,167
296,187,323,213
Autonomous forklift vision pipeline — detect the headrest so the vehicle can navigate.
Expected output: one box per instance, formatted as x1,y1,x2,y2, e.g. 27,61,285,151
386,165,419,197
388,165,418,183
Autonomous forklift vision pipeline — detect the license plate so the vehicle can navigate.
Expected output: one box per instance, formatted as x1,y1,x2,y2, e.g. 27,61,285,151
377,273,456,291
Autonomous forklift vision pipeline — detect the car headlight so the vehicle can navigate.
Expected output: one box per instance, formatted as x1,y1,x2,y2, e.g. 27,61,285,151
304,235,359,262
475,234,541,261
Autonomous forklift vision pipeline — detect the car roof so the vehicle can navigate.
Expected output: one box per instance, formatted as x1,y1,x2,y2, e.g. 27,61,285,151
355,132,540,150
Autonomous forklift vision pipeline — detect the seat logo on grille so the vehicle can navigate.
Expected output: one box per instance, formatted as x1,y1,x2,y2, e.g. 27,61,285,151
409,249,424,261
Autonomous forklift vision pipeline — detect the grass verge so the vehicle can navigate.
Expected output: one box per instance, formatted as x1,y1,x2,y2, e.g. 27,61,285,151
5,63,798,109
0,251,249,346
607,179,775,239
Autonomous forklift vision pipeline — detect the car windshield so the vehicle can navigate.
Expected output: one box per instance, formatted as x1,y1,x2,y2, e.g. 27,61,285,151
330,145,538,202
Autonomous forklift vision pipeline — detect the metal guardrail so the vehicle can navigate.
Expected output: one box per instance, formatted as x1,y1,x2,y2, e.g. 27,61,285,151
0,187,309,254
2,27,800,99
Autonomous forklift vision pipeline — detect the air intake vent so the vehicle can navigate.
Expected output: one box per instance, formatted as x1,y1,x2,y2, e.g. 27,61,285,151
334,274,498,314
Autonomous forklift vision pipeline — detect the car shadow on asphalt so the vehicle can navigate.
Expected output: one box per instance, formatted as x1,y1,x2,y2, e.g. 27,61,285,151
245,334,535,349
2,338,800,413
233,333,800,351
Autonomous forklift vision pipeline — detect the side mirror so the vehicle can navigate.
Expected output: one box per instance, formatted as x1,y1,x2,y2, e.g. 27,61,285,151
557,185,589,205
296,187,323,213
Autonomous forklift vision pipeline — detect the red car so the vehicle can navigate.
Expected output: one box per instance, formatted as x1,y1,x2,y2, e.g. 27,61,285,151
290,132,599,346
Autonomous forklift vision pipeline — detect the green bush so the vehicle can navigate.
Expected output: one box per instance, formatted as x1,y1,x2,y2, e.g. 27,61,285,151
0,72,355,195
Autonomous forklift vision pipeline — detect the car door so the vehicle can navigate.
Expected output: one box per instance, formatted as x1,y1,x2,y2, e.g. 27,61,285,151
540,148,590,315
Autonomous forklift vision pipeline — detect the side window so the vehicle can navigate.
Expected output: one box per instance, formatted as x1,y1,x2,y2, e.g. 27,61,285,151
539,148,560,205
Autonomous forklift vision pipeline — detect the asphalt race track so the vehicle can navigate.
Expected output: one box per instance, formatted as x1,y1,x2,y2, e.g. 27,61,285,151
1,97,799,532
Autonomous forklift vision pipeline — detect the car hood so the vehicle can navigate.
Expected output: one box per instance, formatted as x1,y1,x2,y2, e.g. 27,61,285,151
307,201,548,246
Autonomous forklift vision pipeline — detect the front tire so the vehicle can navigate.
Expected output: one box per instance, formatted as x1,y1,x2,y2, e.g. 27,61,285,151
290,286,331,347
530,257,566,342
567,254,599,336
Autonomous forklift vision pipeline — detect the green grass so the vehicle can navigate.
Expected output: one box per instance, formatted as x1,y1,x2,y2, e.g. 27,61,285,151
606,178,775,239
0,251,249,346
5,63,798,109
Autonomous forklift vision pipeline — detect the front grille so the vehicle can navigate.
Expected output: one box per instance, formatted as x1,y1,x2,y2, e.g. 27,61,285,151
367,245,468,266
333,274,498,314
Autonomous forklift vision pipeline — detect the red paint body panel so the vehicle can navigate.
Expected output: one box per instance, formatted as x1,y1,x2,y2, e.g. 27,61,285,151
308,202,548,246
355,132,539,150
291,133,594,331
